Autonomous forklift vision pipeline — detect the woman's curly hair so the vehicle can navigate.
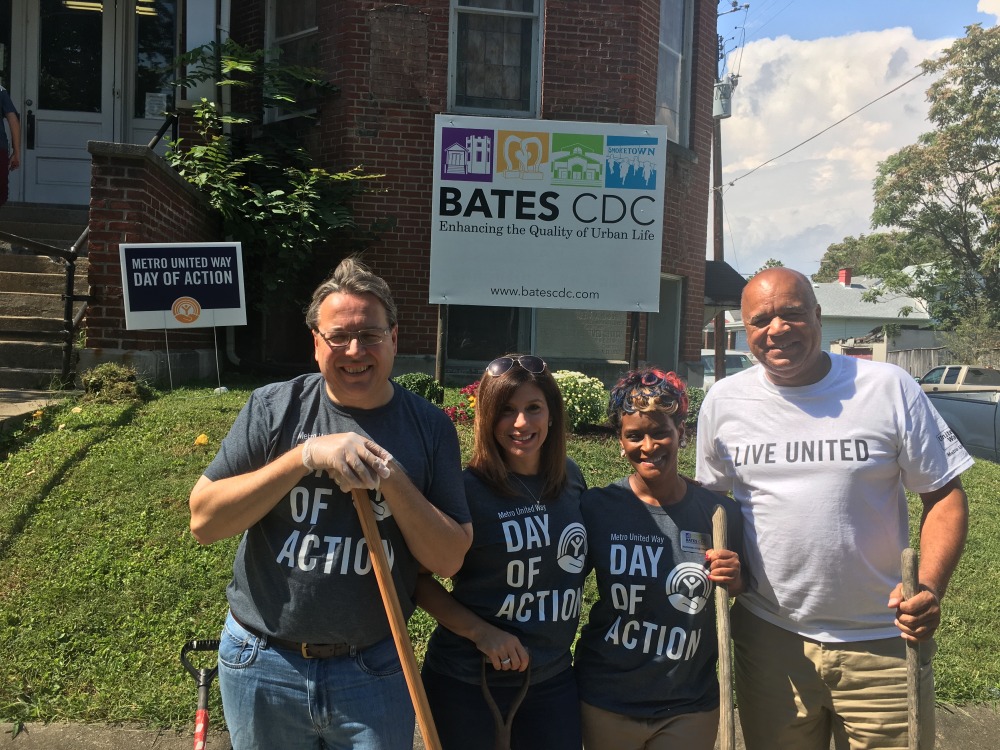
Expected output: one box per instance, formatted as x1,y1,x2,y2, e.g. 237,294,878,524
607,367,689,430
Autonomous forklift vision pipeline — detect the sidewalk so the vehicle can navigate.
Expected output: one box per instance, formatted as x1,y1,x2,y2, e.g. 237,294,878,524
3,704,998,749
0,389,69,434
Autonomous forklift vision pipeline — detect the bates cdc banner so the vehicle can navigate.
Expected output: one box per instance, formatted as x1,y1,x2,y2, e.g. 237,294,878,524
429,115,667,312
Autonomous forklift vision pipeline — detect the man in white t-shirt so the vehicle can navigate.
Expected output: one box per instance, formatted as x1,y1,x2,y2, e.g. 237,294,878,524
696,267,971,750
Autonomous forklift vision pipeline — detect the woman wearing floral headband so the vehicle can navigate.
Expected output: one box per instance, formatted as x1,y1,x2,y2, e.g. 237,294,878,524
418,354,588,749
574,367,745,750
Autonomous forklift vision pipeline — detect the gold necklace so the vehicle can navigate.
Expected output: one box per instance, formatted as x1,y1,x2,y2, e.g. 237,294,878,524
510,473,541,503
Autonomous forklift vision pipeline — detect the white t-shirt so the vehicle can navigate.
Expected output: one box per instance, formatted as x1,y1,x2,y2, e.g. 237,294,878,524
696,354,972,642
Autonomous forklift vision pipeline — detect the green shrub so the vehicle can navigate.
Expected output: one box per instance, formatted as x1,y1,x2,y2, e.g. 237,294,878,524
685,386,705,428
79,362,152,404
393,372,444,403
552,370,608,433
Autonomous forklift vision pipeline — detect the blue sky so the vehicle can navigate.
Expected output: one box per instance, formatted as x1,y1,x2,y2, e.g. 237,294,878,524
712,1,1000,277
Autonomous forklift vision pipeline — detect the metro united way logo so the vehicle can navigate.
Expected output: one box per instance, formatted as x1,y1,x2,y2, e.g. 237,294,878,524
665,562,711,614
440,127,494,182
605,135,660,190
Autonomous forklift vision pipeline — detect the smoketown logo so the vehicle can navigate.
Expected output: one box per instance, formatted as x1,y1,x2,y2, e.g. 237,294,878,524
605,135,661,190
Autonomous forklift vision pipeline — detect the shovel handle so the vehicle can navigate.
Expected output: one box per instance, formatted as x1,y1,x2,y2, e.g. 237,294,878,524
713,505,735,750
352,488,442,750
180,639,220,750
902,547,921,750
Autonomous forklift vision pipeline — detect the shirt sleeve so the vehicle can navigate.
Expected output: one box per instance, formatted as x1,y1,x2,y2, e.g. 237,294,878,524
694,391,733,493
898,378,974,494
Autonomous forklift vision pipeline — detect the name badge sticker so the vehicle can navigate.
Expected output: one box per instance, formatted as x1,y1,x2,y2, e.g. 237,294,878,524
680,530,710,554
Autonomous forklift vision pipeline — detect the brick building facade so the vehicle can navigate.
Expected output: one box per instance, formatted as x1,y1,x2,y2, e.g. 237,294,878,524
220,0,717,381
64,0,717,383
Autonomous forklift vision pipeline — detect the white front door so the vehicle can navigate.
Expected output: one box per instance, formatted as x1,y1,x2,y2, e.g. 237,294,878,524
21,0,119,204
13,0,177,205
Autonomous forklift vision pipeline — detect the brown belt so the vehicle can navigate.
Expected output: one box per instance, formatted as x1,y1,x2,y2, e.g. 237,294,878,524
233,615,355,659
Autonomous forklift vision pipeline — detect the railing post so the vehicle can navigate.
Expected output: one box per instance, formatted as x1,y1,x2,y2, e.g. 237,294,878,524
61,255,76,387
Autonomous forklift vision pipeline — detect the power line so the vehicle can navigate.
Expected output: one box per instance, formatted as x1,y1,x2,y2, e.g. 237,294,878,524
719,68,928,193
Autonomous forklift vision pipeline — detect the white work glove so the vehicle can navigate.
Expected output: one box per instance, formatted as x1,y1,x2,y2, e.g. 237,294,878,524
301,433,393,491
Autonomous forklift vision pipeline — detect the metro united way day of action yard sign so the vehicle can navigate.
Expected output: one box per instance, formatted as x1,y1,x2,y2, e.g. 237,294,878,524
119,243,246,330
429,115,668,312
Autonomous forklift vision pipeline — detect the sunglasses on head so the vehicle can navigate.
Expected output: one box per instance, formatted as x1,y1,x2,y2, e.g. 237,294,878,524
486,355,547,378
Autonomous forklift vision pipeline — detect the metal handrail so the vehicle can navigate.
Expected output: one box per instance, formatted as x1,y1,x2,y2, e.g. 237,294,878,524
0,227,91,387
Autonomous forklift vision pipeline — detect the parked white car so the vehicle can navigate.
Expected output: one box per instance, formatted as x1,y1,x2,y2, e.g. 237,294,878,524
697,349,756,390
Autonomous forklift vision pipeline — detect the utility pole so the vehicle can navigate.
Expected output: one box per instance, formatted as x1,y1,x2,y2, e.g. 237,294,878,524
712,2,745,385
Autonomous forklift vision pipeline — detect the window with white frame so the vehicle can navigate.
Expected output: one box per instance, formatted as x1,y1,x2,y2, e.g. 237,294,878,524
449,0,542,117
265,0,319,121
656,0,692,145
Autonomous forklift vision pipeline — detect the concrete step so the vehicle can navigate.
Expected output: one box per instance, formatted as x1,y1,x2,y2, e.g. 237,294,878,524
0,316,66,342
0,340,64,370
0,292,69,317
0,315,64,333
0,204,89,225
0,253,90,274
0,204,89,257
0,221,86,245
0,270,89,296
0,366,64,390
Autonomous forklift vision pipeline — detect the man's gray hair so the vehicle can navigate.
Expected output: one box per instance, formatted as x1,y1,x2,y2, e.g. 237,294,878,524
305,256,398,330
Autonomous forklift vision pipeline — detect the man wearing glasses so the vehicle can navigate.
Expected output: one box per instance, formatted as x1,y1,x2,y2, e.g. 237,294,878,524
190,256,472,750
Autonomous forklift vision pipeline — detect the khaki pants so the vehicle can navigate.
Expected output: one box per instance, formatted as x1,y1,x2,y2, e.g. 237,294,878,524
581,701,718,750
733,603,935,750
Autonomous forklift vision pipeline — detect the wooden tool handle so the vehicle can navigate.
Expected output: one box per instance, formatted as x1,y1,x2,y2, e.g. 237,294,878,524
713,505,735,750
353,489,442,750
902,547,920,750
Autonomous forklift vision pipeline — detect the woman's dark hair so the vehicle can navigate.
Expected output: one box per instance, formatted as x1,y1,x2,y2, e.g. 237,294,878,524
468,354,568,501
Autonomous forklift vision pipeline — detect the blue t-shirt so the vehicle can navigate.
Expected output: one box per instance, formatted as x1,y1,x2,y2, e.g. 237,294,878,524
204,373,470,645
0,88,17,151
575,479,743,719
424,460,588,686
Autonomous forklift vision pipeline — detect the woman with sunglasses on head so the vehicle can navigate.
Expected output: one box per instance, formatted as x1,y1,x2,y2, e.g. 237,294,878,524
417,354,589,750
574,367,745,750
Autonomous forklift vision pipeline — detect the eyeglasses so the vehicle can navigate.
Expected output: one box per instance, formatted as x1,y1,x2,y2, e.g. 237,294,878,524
316,327,391,348
486,355,547,377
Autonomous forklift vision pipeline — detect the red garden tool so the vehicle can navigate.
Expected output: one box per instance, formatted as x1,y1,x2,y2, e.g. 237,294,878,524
181,638,221,750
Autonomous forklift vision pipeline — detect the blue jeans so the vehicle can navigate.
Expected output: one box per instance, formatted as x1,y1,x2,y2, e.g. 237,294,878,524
218,612,414,750
422,664,581,750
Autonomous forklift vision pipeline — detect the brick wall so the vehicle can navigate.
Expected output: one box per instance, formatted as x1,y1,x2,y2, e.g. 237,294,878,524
85,143,222,351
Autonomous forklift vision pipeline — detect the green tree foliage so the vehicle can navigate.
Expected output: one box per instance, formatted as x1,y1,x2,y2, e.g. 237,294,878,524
941,300,1000,367
754,258,784,275
166,40,379,311
812,232,936,282
871,24,1000,327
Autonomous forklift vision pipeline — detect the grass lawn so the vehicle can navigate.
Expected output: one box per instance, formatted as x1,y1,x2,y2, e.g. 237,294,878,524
1,380,997,729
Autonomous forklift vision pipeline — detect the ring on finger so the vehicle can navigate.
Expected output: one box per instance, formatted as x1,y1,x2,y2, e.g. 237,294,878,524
501,657,511,665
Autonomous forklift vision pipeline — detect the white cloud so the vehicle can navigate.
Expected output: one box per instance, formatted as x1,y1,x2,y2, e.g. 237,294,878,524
978,0,1000,23
716,28,956,277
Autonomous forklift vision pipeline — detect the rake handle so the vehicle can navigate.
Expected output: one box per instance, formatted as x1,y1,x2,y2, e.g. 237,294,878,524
902,547,921,750
713,505,735,750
